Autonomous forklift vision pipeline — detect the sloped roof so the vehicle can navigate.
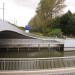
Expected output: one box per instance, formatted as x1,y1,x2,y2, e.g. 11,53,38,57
0,21,39,39
0,21,64,44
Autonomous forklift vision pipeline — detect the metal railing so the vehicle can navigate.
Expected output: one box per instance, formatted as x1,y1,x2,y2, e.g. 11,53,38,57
0,56,75,71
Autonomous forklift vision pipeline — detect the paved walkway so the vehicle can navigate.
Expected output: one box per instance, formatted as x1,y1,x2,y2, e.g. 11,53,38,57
0,67,75,75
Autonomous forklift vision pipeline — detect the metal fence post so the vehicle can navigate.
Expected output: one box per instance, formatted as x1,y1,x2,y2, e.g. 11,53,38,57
4,60,5,70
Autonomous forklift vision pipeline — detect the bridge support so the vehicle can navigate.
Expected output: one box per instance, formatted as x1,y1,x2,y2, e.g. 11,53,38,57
60,44,64,52
18,48,19,53
38,44,40,51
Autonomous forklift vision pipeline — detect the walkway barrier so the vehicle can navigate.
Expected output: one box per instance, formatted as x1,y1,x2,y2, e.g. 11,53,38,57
0,56,75,71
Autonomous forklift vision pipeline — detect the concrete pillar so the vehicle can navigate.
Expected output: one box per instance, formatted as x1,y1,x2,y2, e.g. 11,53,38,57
48,44,51,57
38,44,40,51
60,44,64,52
6,48,8,52
18,48,19,53
48,44,50,51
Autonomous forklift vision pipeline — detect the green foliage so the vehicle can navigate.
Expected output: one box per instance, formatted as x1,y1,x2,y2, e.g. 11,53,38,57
49,17,61,29
37,0,65,18
71,13,75,34
30,32,43,36
29,15,43,32
59,10,75,36
60,10,72,34
15,26,25,31
29,0,65,34
30,10,75,37
47,29,62,37
37,0,65,27
49,10,75,36
29,0,75,37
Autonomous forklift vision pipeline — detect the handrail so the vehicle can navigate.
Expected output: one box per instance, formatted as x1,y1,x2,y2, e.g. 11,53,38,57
0,56,75,60
0,56,75,71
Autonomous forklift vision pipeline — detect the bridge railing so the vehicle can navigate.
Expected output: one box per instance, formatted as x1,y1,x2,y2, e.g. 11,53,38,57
0,56,75,71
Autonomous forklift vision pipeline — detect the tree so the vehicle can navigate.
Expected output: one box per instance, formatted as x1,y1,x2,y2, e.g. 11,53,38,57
29,0,65,33
71,13,75,34
48,11,75,36
29,15,43,32
47,28,62,37
60,10,72,35
49,17,61,29
36,0,65,25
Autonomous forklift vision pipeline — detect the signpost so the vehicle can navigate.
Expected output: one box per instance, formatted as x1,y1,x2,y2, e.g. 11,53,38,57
25,25,30,33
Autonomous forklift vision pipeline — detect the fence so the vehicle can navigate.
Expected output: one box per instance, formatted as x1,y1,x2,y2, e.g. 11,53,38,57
0,56,75,71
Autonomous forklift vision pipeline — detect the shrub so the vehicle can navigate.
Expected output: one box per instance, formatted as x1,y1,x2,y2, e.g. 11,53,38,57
48,29,62,37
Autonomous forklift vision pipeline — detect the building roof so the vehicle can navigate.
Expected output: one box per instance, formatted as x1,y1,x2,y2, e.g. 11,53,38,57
0,21,38,39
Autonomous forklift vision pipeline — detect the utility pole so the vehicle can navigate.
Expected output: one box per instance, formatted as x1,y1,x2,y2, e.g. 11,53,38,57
0,2,5,21
14,18,17,25
3,2,5,22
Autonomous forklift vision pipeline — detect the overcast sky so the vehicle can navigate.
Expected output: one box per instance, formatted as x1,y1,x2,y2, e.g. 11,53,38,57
65,0,75,13
0,0,75,27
